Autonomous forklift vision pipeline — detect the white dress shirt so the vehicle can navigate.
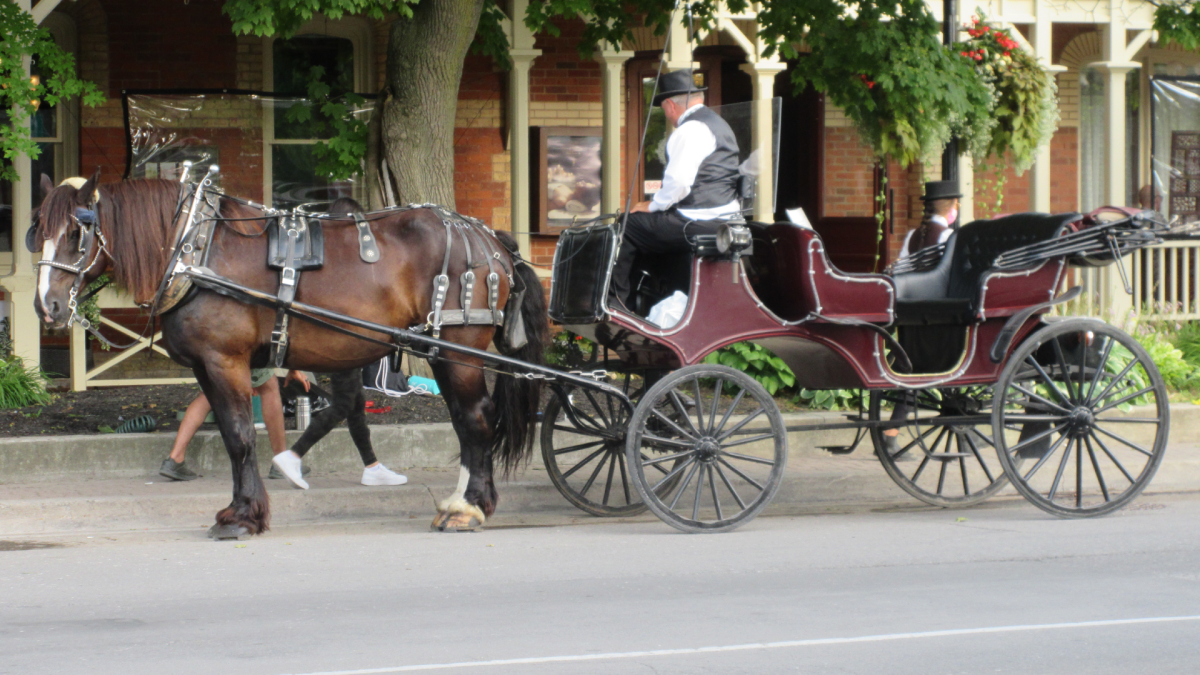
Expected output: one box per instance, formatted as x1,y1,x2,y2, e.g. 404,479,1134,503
897,214,952,260
649,105,742,221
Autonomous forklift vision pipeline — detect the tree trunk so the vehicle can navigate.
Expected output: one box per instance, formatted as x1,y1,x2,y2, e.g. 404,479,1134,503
383,0,485,208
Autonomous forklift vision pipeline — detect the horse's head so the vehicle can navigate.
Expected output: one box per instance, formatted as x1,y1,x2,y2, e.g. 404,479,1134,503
32,170,109,328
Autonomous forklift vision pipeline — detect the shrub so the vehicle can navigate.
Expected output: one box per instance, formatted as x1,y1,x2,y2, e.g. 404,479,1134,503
703,342,795,395
0,356,54,409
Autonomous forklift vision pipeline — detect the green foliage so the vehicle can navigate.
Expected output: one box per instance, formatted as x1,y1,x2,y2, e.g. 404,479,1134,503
0,356,54,410
1155,1,1200,52
283,66,370,181
79,274,110,350
545,331,595,367
956,13,1058,174
794,388,863,411
1136,333,1199,392
222,0,417,38
703,342,795,395
0,3,104,183
1173,321,1200,367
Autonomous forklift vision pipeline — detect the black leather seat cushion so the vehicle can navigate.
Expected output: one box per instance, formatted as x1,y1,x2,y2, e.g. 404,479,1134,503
893,212,1080,325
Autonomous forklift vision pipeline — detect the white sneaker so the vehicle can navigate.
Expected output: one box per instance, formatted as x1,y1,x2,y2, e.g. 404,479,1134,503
271,450,309,490
362,464,408,486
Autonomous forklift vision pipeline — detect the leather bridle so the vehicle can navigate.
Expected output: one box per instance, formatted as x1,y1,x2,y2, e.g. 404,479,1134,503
35,203,111,331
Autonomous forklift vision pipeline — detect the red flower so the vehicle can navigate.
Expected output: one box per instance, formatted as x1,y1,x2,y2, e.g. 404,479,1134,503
859,73,876,88
1003,50,1011,57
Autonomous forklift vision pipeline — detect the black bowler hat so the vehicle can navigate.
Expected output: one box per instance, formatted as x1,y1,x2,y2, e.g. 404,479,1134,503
920,180,962,201
652,69,707,107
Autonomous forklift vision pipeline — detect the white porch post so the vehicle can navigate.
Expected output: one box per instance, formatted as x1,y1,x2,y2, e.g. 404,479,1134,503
740,62,786,222
3,0,42,368
1096,21,1141,320
1028,0,1065,213
595,48,634,215
506,0,540,258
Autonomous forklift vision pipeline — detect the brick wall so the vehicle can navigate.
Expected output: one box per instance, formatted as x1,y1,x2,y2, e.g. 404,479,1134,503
973,155,1032,219
1050,127,1079,212
823,127,876,217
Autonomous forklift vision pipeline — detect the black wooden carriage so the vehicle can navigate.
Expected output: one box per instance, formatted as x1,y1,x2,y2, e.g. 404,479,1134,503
541,209,1173,532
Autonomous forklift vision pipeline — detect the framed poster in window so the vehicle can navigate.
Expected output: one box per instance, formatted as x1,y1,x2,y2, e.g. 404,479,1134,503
531,127,603,233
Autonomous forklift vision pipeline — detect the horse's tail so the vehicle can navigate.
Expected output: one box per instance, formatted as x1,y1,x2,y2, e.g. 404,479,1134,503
490,231,550,473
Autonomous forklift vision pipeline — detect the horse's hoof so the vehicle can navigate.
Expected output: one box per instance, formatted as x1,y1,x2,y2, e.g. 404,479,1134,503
430,511,451,531
432,512,482,533
207,523,251,540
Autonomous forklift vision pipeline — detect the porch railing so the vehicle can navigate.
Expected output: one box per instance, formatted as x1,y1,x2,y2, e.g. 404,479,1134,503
1061,239,1200,321
68,318,195,392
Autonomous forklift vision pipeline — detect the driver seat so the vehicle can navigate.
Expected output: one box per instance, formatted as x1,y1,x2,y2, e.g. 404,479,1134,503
892,212,1080,325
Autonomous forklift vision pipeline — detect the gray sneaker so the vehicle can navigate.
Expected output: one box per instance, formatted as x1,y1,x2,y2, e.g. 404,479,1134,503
159,458,199,481
267,463,311,480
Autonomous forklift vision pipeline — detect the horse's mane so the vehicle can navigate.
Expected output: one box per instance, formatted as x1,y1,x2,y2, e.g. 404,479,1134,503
96,179,183,305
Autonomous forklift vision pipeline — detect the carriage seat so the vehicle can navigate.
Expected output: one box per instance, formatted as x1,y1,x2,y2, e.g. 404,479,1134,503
892,212,1080,325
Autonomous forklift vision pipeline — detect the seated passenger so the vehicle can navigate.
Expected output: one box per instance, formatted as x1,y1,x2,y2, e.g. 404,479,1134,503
898,180,960,260
609,69,742,310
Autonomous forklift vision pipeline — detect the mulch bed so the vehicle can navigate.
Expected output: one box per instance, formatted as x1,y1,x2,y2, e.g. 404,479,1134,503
0,377,454,438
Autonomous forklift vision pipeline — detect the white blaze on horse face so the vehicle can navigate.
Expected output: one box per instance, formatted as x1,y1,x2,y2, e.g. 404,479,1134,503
37,237,58,317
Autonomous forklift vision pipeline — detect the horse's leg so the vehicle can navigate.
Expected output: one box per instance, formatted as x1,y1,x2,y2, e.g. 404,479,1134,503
195,362,270,539
430,358,497,532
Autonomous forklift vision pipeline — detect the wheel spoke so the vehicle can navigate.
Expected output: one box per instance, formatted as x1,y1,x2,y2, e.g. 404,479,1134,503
1005,421,1065,457
1093,387,1156,415
1021,431,1070,482
553,423,611,439
1051,338,1079,402
1088,356,1141,409
1009,383,1072,415
720,432,776,449
1084,435,1111,502
561,446,608,479
692,376,706,436
1092,425,1154,457
1004,413,1070,423
669,461,702,510
642,433,695,449
717,457,765,492
582,389,612,428
553,439,606,456
1089,431,1136,484
892,425,939,460
708,466,724,520
716,407,767,441
641,451,673,476
936,450,949,496
579,451,610,497
712,387,747,437
1075,437,1084,507
714,462,747,509
719,449,776,466
651,457,695,492
963,431,996,483
691,462,705,521
1092,416,1161,424
707,377,724,435
957,434,970,495
602,450,617,506
1085,336,1115,402
909,455,932,482
642,449,693,466
1046,435,1074,501
669,390,701,437
650,407,697,441
1028,356,1073,407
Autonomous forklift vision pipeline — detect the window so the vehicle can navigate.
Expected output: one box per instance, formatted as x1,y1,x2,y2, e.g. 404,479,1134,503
263,19,371,210
625,59,717,203
1079,67,1140,210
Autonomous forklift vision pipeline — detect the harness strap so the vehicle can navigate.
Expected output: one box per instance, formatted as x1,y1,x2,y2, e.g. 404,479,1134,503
353,211,381,263
270,215,306,367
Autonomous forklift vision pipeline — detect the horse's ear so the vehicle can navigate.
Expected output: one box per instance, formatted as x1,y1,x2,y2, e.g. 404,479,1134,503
75,169,101,205
40,174,54,200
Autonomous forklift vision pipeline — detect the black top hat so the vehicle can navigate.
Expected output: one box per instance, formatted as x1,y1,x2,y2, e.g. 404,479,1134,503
921,180,962,201
652,69,707,107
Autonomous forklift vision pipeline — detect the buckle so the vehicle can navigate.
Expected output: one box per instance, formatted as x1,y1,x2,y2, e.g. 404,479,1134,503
280,267,297,286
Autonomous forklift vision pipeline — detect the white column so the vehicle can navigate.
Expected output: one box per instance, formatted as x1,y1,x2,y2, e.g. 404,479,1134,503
595,48,634,215
740,62,786,222
958,156,975,224
508,48,540,258
1028,3,1062,213
3,0,41,367
664,7,696,71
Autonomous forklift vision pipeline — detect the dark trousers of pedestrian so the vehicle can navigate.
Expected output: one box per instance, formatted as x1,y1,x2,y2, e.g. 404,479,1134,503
610,209,720,304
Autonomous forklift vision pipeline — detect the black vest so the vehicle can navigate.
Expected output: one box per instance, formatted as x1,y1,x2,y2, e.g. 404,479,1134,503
672,106,740,210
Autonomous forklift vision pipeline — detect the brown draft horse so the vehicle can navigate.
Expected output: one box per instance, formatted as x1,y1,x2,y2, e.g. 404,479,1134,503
31,173,549,538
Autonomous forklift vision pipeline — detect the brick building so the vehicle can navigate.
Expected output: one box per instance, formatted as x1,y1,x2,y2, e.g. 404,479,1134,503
2,0,1188,381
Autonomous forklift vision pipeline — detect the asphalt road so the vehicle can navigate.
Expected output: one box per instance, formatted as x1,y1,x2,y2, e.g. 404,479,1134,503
3,495,1200,675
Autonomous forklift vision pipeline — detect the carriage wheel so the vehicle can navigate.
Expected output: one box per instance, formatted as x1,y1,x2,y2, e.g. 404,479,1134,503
541,362,677,516
993,319,1169,518
869,386,1010,507
626,364,787,533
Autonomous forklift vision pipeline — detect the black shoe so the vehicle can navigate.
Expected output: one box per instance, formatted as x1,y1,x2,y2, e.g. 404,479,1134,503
159,458,199,481
268,463,312,479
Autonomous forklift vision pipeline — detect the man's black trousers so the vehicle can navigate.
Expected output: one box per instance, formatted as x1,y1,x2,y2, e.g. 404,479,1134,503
610,210,720,303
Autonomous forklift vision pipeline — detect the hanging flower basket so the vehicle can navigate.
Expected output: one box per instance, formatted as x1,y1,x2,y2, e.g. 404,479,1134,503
956,12,1059,173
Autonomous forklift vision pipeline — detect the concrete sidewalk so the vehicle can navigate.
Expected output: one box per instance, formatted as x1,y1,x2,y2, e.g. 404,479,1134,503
0,408,1197,537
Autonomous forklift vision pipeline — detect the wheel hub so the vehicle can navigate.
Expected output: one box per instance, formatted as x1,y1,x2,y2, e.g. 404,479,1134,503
695,437,721,463
1066,406,1095,437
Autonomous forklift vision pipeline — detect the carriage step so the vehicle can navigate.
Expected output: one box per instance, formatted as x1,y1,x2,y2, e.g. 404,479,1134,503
926,452,972,460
